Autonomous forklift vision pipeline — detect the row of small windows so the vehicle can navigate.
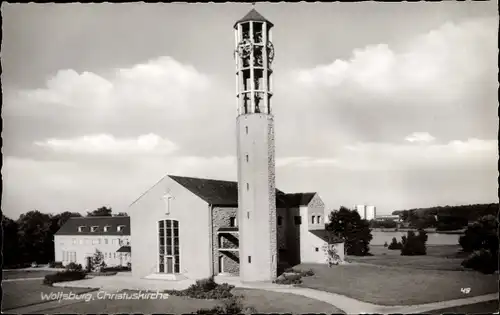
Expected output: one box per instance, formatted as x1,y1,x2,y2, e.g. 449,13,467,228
78,225,126,233
104,252,128,259
276,215,322,226
66,238,129,246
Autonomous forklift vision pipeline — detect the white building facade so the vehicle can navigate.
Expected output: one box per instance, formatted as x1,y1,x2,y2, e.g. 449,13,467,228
54,216,131,269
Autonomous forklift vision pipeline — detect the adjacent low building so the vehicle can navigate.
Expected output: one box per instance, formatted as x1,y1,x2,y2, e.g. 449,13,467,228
54,216,131,268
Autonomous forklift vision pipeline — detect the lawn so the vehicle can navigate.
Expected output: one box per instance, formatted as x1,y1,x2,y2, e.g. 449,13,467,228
233,288,343,314
296,262,498,306
10,287,343,314
347,245,469,271
421,300,499,314
1,281,96,311
3,270,58,280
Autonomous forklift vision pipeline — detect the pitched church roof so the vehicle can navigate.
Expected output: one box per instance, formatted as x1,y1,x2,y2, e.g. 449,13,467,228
55,216,130,235
168,175,288,208
234,8,274,28
285,193,317,207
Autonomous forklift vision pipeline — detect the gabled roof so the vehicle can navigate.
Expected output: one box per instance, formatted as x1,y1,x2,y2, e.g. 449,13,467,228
55,216,130,236
168,175,288,208
234,9,274,29
285,193,316,207
310,229,345,244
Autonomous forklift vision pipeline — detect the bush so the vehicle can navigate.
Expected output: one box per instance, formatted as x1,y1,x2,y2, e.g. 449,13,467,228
285,268,314,277
43,270,87,285
273,273,302,285
383,241,388,247
49,261,64,268
196,295,256,314
65,262,82,271
388,237,403,250
401,230,427,256
165,276,234,299
459,215,498,274
103,265,131,272
462,249,498,274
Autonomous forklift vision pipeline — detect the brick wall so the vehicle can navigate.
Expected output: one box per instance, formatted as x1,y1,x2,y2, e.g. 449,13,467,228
211,207,239,275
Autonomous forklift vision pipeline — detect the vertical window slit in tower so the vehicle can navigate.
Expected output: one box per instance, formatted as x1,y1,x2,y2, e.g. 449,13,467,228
245,126,248,134
247,212,250,219
246,183,249,191
245,154,249,162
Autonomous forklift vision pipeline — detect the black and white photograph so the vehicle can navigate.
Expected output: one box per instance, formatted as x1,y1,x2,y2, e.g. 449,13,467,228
1,2,499,314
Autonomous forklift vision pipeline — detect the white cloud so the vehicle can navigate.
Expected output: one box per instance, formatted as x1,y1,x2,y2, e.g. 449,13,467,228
405,132,436,143
294,17,497,101
34,133,178,156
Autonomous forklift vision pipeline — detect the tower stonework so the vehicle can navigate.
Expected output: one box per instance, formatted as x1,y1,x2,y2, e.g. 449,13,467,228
234,9,277,282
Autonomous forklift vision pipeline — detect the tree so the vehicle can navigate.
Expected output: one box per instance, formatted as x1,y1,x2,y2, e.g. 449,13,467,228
91,249,106,272
16,210,53,264
87,207,112,217
326,206,373,256
401,230,427,256
2,214,20,266
459,215,498,254
114,212,128,217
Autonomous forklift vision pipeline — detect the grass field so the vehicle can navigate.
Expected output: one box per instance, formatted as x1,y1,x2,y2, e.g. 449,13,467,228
1,281,95,311
296,246,498,306
347,245,469,271
11,287,343,314
3,270,58,280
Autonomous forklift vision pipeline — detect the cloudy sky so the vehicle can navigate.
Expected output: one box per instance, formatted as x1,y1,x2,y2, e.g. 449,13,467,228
2,3,498,218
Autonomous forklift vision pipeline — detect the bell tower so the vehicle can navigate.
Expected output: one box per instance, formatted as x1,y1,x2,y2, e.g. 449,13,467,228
234,8,277,282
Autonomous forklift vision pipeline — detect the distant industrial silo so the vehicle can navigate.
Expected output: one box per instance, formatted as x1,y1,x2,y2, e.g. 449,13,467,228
365,205,376,221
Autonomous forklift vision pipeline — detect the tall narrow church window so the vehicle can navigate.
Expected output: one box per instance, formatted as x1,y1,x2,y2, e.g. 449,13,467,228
312,215,316,224
158,219,180,274
230,217,237,227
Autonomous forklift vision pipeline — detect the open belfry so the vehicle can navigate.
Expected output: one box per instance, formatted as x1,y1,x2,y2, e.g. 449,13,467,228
234,9,277,282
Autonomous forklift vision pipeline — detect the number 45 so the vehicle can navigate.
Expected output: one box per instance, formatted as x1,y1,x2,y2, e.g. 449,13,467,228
461,287,471,294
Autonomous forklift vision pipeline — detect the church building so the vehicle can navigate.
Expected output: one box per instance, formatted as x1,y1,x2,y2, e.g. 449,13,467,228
129,9,344,283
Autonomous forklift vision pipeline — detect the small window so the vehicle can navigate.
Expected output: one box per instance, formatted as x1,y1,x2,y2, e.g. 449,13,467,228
294,216,302,225
78,226,85,232
117,225,124,232
246,183,249,191
247,212,250,219
72,238,77,245
248,256,251,263
245,154,249,162
230,217,237,227
104,239,108,245
104,225,111,232
318,216,322,224
315,247,319,252
312,215,316,224
91,226,98,232
277,216,282,226
245,126,248,134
